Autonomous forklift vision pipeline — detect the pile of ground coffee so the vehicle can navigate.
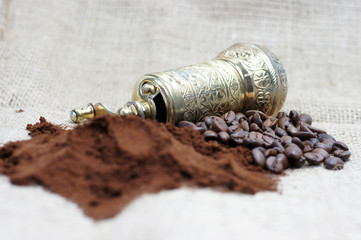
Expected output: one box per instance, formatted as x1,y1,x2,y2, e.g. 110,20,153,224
0,115,276,220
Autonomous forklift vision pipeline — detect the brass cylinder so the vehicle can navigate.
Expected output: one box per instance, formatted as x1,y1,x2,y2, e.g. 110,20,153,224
71,43,287,124
129,43,287,124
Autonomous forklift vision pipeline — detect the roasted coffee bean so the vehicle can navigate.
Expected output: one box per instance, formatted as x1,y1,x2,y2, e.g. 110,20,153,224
240,120,249,132
245,110,267,120
333,141,349,151
317,133,336,142
196,121,207,129
285,143,303,160
265,148,277,157
235,113,246,122
203,130,218,140
263,135,275,145
272,141,285,153
218,131,230,144
276,111,288,119
324,157,344,170
289,110,300,124
314,142,332,153
299,113,312,125
253,112,263,127
286,125,298,136
304,152,325,165
230,130,248,145
250,123,262,132
247,115,253,125
322,139,335,151
246,138,264,148
204,116,213,127
281,136,293,146
178,121,197,129
275,127,288,137
333,150,351,162
310,138,319,145
266,156,283,173
307,124,327,134
195,126,207,134
223,111,236,124
292,137,304,150
292,131,316,140
303,140,314,152
276,153,289,169
227,124,240,134
211,116,228,133
262,117,278,129
289,156,306,168
312,148,329,159
252,147,266,167
278,117,292,129
229,120,240,126
299,122,313,133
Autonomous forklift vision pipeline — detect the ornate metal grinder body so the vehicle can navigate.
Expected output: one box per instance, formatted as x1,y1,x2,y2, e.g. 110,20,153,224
71,43,287,124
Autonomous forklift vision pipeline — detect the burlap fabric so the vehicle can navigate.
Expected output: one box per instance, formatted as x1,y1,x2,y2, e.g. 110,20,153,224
1,0,360,239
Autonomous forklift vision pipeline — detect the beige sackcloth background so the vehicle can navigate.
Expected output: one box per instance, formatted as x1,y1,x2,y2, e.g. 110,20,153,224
0,0,361,239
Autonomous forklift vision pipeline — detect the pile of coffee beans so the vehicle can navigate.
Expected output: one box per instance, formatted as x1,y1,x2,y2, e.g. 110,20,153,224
178,110,351,173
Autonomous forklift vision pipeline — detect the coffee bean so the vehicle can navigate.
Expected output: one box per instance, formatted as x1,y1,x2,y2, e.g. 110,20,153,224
263,117,278,129
324,157,344,170
203,130,218,140
235,113,246,122
247,115,253,125
310,138,319,145
218,131,230,144
263,135,275,145
276,111,288,119
318,133,336,142
292,137,304,150
266,156,283,173
178,121,197,129
312,148,329,159
286,125,298,136
227,124,240,134
303,140,314,152
253,112,263,127
314,142,332,153
304,152,325,165
307,124,327,134
278,117,292,129
285,143,303,160
223,111,236,124
265,148,277,157
292,131,316,140
289,110,300,124
196,121,207,129
211,116,228,133
195,126,206,134
246,138,264,148
300,113,312,125
229,120,240,126
230,130,248,145
322,139,335,151
240,120,249,132
289,156,306,168
276,153,289,169
281,135,293,146
252,147,266,167
333,150,351,162
272,141,285,152
250,123,262,132
204,116,213,128
333,141,349,151
275,127,287,137
245,110,267,120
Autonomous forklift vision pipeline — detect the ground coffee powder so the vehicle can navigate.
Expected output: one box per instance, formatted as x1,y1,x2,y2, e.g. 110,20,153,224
0,115,277,220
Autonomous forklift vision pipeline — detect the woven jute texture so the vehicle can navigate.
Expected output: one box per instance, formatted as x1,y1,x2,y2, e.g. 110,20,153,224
0,0,361,239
